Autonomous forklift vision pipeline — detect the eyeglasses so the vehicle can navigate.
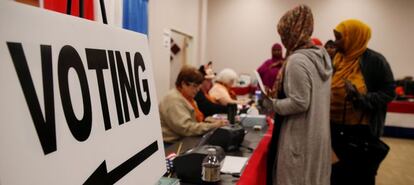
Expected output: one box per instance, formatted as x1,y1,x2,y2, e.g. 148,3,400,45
187,82,201,89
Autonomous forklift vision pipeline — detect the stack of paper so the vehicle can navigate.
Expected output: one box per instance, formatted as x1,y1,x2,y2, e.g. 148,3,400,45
220,156,249,174
254,71,267,97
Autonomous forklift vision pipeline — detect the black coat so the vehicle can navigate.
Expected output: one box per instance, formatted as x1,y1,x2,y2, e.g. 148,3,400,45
194,91,227,117
358,48,396,137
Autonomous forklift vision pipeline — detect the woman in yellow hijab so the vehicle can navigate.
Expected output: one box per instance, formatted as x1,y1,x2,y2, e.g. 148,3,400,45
331,19,372,125
330,19,395,185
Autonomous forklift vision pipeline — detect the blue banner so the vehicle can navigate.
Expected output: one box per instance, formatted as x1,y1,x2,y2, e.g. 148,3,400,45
123,0,148,34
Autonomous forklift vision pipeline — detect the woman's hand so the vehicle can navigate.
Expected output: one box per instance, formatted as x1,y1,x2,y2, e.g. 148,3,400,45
344,79,364,109
344,79,360,101
205,116,228,126
266,87,277,98
211,119,228,128
262,96,275,111
204,116,216,123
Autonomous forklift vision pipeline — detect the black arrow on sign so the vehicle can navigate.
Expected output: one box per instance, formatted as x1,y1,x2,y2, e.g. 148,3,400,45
84,141,159,185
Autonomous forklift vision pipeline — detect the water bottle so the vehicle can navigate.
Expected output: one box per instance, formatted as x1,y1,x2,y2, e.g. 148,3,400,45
201,148,221,184
254,90,261,105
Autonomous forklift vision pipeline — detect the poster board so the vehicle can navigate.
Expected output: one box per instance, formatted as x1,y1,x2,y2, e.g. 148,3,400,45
0,1,165,184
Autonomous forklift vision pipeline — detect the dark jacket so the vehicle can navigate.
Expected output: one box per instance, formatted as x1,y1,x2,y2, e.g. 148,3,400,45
194,91,227,117
358,48,395,137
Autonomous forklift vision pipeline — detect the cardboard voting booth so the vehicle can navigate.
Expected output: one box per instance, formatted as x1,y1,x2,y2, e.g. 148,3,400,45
0,1,165,184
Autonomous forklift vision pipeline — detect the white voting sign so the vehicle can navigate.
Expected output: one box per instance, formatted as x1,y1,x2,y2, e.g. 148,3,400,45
0,1,165,185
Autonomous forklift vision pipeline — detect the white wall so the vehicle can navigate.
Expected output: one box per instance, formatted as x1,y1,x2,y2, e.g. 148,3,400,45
148,0,206,99
206,0,414,79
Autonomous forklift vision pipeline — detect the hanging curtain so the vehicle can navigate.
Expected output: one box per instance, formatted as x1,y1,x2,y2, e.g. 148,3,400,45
122,0,148,34
44,0,95,20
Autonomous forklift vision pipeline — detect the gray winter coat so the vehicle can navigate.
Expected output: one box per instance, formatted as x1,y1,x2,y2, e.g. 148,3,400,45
271,47,333,185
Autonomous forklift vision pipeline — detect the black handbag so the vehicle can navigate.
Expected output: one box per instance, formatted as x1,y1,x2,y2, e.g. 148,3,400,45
331,99,390,174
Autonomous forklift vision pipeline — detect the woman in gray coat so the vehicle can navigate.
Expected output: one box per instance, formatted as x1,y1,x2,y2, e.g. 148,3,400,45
263,5,333,185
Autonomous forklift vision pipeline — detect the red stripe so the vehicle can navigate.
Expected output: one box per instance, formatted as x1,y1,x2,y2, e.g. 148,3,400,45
387,101,414,114
44,0,94,21
237,116,273,185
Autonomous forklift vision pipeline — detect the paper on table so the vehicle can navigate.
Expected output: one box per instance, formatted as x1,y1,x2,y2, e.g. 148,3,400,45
220,156,248,174
158,177,180,185
254,70,267,97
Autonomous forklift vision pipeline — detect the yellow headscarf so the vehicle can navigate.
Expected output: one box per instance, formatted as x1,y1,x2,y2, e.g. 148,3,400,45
330,19,371,124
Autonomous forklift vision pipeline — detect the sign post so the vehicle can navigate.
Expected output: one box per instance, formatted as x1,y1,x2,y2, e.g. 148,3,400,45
0,1,165,184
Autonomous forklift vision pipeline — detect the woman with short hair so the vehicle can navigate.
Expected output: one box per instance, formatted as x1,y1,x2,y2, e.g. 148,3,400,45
209,68,242,106
159,66,226,144
194,65,227,117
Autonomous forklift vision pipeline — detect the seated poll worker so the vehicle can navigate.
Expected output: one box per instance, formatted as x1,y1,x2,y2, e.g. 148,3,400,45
194,65,227,117
159,65,227,144
209,68,245,106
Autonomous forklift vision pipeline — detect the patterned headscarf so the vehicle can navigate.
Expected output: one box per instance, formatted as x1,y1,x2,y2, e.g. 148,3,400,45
271,5,314,97
277,4,314,56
